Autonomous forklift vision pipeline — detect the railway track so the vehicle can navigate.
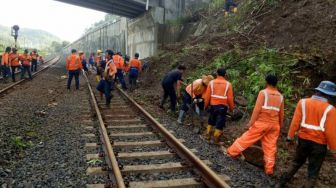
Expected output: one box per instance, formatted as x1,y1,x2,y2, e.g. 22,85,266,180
0,56,61,95
83,72,230,188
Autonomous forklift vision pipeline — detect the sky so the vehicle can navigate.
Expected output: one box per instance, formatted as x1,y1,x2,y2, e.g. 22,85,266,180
0,0,106,42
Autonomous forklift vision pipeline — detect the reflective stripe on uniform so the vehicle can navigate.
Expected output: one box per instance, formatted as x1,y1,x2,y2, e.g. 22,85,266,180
210,81,230,99
300,99,334,132
261,90,283,112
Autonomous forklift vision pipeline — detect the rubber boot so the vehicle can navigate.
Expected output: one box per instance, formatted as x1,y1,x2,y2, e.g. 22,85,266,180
213,129,223,145
177,110,186,125
201,125,213,141
224,11,229,17
233,7,238,13
275,165,300,188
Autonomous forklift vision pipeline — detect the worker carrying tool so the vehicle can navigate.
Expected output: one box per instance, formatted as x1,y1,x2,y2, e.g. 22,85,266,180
30,49,39,72
160,65,187,113
66,49,82,90
113,52,127,90
20,49,32,80
128,53,142,92
224,0,238,17
226,74,284,175
95,50,103,82
103,50,117,106
202,68,234,145
276,81,336,188
1,47,11,83
177,75,214,124
9,48,20,82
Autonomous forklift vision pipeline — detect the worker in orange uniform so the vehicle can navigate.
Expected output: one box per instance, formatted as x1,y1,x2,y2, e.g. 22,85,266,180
9,48,20,82
95,50,102,82
30,50,39,72
177,75,214,124
276,81,336,188
226,74,284,175
113,52,127,90
66,49,82,90
79,51,88,73
203,68,234,144
104,50,117,106
1,47,11,83
20,49,32,80
128,53,142,91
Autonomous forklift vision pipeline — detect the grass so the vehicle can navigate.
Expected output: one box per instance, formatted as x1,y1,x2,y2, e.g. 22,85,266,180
10,136,33,150
188,48,303,113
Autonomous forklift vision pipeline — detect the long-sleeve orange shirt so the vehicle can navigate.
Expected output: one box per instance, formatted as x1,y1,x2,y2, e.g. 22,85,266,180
204,76,234,110
288,96,336,152
249,87,284,127
186,79,206,98
1,52,9,66
20,53,32,66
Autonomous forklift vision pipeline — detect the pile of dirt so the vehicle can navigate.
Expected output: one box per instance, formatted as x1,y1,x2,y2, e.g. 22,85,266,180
131,0,336,187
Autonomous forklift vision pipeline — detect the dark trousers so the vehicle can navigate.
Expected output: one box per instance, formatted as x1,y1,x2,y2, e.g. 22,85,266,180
67,70,80,90
1,66,11,80
11,66,19,82
280,138,327,186
31,61,37,72
224,0,237,11
161,83,177,111
208,105,228,130
129,75,138,91
104,79,114,105
181,92,204,112
116,69,127,89
21,66,32,79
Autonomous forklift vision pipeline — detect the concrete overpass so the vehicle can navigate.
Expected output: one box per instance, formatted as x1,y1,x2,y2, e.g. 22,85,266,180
54,0,160,18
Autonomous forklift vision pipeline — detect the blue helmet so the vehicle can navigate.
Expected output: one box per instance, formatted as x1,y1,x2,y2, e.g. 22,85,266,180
315,81,336,96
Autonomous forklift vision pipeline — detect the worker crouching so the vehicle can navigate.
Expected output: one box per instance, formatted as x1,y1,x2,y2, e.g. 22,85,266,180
202,68,234,145
276,81,336,188
177,75,214,124
227,74,284,175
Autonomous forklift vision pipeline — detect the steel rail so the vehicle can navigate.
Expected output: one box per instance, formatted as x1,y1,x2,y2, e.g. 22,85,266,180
116,87,230,188
0,56,61,94
83,72,126,188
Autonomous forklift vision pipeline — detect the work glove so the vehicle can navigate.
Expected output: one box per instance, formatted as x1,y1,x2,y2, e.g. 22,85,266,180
193,98,203,103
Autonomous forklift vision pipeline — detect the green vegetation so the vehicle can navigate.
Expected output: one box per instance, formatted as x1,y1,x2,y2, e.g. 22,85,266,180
0,25,62,51
87,159,103,165
10,136,33,150
188,48,302,111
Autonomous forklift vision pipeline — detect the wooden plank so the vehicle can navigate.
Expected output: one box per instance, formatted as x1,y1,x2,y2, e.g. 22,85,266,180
104,114,136,118
106,119,143,124
86,167,107,176
118,151,174,160
86,154,100,161
114,140,164,148
107,125,147,129
129,178,203,188
85,143,99,149
82,134,96,137
113,139,186,148
110,132,154,137
86,184,105,188
117,149,197,160
84,126,94,130
122,162,187,174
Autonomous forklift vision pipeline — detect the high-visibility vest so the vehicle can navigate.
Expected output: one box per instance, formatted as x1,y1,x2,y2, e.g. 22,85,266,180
1,52,9,65
67,55,81,70
113,55,123,69
261,90,283,112
210,80,230,100
300,99,334,132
